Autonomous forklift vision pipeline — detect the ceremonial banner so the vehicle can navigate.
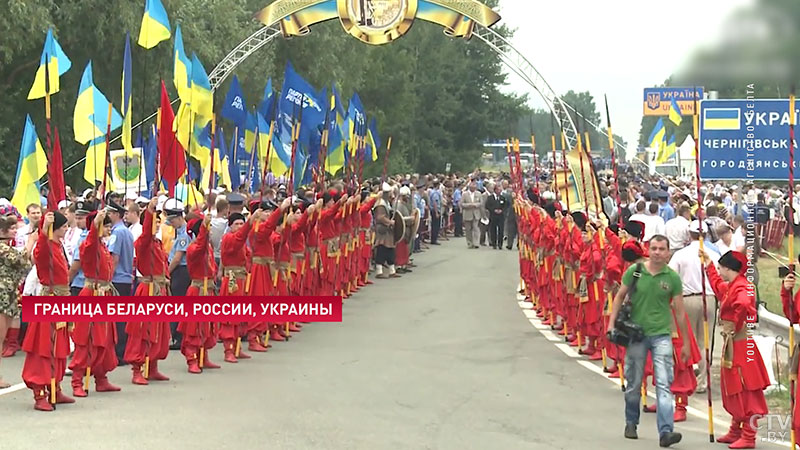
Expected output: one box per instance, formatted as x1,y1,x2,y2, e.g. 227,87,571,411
109,148,147,193
554,148,602,215
255,0,500,45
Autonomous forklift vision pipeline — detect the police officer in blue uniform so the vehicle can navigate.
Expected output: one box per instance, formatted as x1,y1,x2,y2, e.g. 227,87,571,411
165,198,192,349
68,200,95,296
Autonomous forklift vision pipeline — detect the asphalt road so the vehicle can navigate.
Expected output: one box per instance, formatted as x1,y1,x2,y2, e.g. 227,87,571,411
0,238,769,449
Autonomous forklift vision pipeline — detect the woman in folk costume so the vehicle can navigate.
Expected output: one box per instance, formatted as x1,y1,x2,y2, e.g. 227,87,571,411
701,249,769,448
70,210,121,397
125,198,171,385
358,188,378,287
219,210,257,363
178,214,221,374
22,211,73,411
0,214,30,389
780,256,800,446
244,199,282,350
319,189,346,295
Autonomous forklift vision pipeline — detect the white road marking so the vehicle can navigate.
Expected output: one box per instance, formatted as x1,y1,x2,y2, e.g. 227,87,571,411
0,382,26,397
518,299,792,448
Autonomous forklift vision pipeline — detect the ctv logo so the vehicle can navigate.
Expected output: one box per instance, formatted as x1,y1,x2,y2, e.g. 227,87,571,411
750,414,791,444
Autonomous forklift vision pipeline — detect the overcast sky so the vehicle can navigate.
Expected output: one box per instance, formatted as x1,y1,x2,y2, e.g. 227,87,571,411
495,0,755,150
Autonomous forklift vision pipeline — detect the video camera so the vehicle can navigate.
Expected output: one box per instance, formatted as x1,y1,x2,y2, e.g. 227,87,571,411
606,301,644,347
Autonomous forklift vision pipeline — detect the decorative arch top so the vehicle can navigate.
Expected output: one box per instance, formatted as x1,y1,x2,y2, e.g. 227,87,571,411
254,0,501,45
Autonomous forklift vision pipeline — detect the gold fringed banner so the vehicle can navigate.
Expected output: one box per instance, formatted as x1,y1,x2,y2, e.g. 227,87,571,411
554,148,601,214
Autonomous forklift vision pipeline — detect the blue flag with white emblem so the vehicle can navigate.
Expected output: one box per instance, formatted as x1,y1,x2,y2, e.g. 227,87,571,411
221,75,247,126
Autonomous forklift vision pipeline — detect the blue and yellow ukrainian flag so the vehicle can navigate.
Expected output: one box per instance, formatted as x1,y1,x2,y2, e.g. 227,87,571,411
668,98,682,126
121,33,134,154
173,25,192,104
648,118,666,150
190,53,213,124
657,134,677,164
366,117,381,162
28,28,72,100
73,61,123,145
11,116,49,213
703,108,741,130
138,0,171,49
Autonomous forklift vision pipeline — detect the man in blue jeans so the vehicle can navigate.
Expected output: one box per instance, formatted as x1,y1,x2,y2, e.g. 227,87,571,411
607,235,691,448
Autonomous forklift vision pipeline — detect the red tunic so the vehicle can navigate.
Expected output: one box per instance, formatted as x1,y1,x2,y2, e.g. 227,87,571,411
219,221,252,341
22,229,70,386
180,224,217,348
781,287,800,432
707,265,769,420
247,209,282,296
272,228,291,297
125,210,171,363
74,223,116,348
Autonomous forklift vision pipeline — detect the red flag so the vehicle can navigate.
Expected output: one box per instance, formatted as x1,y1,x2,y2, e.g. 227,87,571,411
158,80,185,196
47,127,66,211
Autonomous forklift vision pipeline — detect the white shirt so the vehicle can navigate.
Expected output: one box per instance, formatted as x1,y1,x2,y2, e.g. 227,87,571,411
716,240,732,256
732,227,746,251
129,222,143,243
664,216,690,251
14,223,33,251
64,226,81,265
631,213,665,242
668,240,720,295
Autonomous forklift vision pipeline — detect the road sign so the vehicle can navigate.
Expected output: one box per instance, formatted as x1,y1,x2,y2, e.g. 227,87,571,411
643,87,704,116
699,99,797,180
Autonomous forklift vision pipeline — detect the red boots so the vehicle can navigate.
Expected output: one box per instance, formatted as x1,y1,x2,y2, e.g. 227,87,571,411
31,386,74,411
131,364,149,385
673,394,687,422
2,327,20,357
247,333,269,352
728,418,756,449
95,376,121,392
148,361,169,381
717,419,742,444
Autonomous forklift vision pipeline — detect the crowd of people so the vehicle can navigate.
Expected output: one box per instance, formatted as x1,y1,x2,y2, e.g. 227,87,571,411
509,161,800,449
0,174,473,411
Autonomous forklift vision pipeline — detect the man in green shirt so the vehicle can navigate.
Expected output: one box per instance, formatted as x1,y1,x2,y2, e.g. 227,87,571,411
607,235,691,448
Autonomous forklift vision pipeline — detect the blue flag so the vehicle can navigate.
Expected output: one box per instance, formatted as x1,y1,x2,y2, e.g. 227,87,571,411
221,75,247,126
258,78,274,119
226,128,241,190
143,127,157,193
278,61,325,152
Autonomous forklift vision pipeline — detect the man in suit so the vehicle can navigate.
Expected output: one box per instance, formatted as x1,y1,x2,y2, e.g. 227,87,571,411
479,182,491,246
501,180,516,250
485,184,508,249
460,181,482,249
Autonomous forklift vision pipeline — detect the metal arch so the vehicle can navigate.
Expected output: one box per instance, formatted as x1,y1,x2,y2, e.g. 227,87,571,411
472,25,579,150
472,24,630,156
208,25,283,91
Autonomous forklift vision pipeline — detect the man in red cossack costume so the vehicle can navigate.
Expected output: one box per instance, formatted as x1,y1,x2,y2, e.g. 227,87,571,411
218,208,258,363
179,214,221,374
70,210,121,397
22,211,73,411
125,198,171,385
702,249,770,448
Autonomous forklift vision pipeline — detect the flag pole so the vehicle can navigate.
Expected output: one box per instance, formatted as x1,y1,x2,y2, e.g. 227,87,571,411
788,86,797,450
382,136,392,183
604,95,625,390
42,53,59,406
693,87,715,443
